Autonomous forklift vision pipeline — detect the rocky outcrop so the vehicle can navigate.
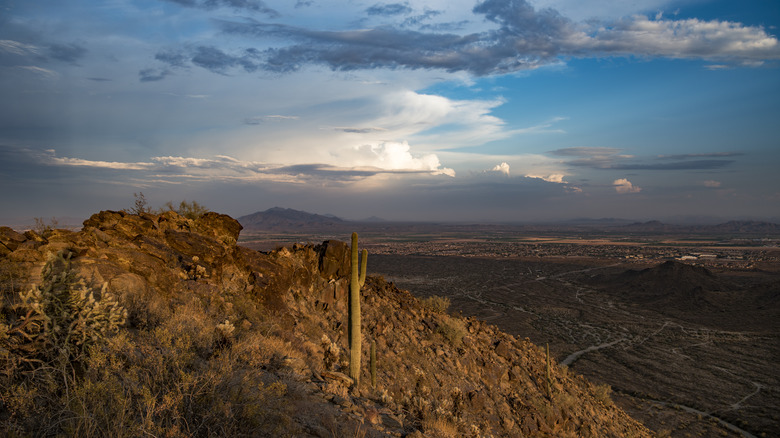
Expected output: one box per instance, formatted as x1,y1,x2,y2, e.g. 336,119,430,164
0,227,26,255
317,240,351,280
0,210,652,437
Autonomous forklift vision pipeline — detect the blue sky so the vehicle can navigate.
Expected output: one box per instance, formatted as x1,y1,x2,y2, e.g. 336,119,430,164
1,0,779,223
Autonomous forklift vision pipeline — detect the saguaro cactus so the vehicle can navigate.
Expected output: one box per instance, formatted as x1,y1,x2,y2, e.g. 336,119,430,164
349,232,367,385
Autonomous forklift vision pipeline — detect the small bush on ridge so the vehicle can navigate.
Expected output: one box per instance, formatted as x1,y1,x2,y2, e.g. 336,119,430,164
420,295,451,314
162,200,209,219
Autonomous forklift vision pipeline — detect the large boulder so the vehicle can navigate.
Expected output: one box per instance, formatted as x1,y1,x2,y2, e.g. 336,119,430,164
194,212,242,244
0,226,27,254
82,210,158,238
316,240,351,280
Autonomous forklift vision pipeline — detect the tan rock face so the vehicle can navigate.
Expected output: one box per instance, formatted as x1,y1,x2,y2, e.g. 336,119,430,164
0,227,27,253
316,240,351,280
192,211,243,243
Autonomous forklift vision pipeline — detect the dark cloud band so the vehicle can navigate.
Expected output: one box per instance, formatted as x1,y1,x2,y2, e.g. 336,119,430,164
367,3,412,16
142,0,780,80
161,0,279,16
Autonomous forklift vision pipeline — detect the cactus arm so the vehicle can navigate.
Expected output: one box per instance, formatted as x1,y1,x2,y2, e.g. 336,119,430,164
359,249,367,287
351,232,360,287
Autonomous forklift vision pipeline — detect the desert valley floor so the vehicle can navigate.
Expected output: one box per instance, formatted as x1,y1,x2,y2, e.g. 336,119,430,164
366,248,779,438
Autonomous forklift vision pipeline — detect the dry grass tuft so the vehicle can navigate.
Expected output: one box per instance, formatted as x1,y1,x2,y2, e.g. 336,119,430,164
0,252,301,437
420,295,451,314
435,315,467,347
422,415,460,438
594,383,614,406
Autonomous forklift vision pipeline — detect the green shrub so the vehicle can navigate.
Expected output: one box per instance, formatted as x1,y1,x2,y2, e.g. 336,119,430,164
593,383,614,406
161,200,209,219
436,316,466,347
124,193,210,219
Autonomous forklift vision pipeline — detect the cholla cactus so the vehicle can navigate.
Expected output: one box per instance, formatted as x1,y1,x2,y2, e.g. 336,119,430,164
216,319,236,339
4,251,126,363
321,334,342,371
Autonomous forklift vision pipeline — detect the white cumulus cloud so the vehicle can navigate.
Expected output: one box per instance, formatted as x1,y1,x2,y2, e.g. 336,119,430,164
613,178,641,194
492,162,511,176
526,173,567,183
336,141,455,176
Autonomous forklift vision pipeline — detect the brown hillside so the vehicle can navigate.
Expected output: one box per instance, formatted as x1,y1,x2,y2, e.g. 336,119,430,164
585,260,726,311
619,260,720,290
0,210,651,437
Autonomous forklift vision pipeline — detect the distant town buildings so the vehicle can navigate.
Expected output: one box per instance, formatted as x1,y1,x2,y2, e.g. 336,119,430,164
364,239,779,269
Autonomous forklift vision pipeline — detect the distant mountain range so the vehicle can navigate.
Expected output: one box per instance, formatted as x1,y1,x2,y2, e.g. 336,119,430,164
237,207,345,231
235,207,780,236
621,220,780,234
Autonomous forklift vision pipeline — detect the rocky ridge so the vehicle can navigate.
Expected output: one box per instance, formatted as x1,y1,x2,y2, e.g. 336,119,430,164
1,210,651,437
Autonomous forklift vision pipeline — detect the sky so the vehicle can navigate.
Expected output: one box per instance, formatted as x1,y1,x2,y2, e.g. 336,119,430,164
1,0,779,224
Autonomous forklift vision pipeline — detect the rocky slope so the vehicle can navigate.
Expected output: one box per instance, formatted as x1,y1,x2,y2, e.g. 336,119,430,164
0,210,651,437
